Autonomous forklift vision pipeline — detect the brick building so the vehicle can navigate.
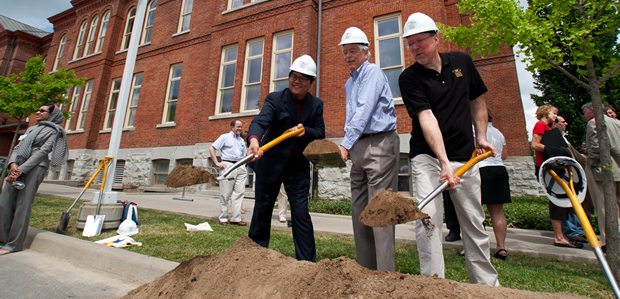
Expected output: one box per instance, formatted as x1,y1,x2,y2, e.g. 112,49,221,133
41,0,538,197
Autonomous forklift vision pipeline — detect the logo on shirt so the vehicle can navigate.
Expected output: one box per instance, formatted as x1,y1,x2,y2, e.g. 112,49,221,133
452,69,463,77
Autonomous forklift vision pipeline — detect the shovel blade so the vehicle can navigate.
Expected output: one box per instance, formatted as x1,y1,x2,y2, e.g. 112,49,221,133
82,215,105,237
304,153,346,168
56,212,72,234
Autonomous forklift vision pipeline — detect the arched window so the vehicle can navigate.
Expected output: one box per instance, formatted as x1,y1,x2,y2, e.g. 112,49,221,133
96,11,110,52
121,8,136,50
52,35,67,71
141,0,157,44
84,15,99,56
73,20,88,59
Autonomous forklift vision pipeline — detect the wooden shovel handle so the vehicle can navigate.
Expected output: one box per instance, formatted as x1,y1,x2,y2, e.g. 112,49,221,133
258,128,305,152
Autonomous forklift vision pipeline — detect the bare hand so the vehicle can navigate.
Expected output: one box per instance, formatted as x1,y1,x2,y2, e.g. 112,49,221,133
247,138,263,162
475,139,497,157
439,162,459,190
339,145,349,162
9,163,21,177
292,124,305,137
216,162,225,170
5,174,17,184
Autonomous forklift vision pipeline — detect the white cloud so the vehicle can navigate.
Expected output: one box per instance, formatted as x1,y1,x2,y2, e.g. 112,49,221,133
514,49,541,141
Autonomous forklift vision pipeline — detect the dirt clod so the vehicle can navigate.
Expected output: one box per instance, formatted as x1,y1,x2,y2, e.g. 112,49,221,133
359,189,429,227
164,165,217,188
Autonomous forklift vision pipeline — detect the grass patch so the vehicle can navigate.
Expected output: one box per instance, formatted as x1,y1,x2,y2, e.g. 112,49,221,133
30,194,613,297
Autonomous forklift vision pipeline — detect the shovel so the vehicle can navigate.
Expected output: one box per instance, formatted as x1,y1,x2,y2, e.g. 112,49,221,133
57,156,114,234
216,128,305,180
303,139,346,168
82,156,114,237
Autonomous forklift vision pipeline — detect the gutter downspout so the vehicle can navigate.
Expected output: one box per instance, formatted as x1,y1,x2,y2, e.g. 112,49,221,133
315,0,322,97
3,36,16,77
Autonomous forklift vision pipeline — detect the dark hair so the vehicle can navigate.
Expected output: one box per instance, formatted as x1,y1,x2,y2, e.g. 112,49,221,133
43,104,55,113
486,106,493,123
230,119,241,127
289,71,315,84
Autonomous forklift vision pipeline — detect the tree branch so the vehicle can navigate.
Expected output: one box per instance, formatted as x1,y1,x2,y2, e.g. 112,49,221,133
595,0,611,21
596,61,620,86
543,55,591,89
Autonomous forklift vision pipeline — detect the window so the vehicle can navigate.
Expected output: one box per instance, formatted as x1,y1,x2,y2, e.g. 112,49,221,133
77,80,94,130
124,73,143,128
152,160,169,185
216,45,238,114
398,155,411,193
104,78,121,129
242,38,263,111
96,11,110,52
121,8,136,50
142,0,157,44
163,64,183,123
84,16,99,56
271,31,293,92
229,0,243,9
73,21,88,59
176,159,193,166
51,165,61,180
374,14,405,99
178,0,193,32
52,35,66,71
65,86,82,131
113,160,125,185
64,160,75,180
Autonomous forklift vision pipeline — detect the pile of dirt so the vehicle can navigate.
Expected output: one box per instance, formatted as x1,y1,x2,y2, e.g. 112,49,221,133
164,165,217,188
303,139,339,155
124,236,582,298
303,139,345,167
359,189,429,227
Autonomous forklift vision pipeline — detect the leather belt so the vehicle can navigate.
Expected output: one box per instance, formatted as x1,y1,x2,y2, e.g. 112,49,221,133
222,160,239,163
359,130,393,139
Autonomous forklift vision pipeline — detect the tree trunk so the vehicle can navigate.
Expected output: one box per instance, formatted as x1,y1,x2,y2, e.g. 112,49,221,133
587,59,620,283
0,120,23,193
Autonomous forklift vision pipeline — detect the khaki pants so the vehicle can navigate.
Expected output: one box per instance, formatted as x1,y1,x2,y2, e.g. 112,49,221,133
219,161,247,222
585,167,620,246
412,154,499,286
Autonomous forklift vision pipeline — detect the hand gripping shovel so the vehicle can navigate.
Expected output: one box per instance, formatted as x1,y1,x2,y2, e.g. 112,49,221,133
56,156,114,234
82,156,114,237
216,128,305,181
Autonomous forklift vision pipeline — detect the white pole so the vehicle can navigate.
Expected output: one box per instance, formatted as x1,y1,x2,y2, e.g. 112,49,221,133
102,0,148,199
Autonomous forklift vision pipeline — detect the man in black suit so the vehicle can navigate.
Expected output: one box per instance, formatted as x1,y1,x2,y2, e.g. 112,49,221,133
246,55,325,261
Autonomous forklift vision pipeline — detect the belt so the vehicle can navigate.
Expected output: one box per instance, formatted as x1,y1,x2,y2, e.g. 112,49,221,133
222,160,239,163
359,130,394,139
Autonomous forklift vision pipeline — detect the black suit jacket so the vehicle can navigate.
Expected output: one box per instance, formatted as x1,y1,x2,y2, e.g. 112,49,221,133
248,88,325,185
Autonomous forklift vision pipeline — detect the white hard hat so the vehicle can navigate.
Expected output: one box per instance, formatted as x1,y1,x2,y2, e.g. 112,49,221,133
117,219,139,236
402,13,439,39
338,27,369,46
289,54,317,77
538,157,587,208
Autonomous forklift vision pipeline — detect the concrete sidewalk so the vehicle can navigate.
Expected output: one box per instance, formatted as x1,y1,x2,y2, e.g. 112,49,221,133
34,182,598,263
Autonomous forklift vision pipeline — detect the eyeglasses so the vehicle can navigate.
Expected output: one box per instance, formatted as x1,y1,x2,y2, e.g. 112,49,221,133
289,75,309,83
405,34,434,49
37,109,49,113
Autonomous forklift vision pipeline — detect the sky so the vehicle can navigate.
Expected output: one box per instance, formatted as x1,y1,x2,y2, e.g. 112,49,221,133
1,0,541,139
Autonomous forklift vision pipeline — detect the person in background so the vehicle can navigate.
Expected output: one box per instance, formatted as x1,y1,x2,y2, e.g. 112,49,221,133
604,104,617,119
277,184,288,223
0,104,68,255
210,119,248,226
443,191,461,242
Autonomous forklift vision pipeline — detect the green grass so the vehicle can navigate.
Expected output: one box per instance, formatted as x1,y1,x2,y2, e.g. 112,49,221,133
30,194,614,298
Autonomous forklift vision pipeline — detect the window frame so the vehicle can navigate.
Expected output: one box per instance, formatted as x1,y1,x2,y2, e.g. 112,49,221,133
270,30,294,92
141,0,157,45
373,13,405,101
64,160,75,180
103,78,122,130
398,153,412,195
52,35,67,72
152,159,170,186
84,15,99,56
162,64,183,124
65,86,82,131
229,0,244,10
76,80,94,130
95,11,110,53
177,0,193,33
241,38,264,112
73,20,88,60
215,44,239,115
124,73,144,128
121,8,136,50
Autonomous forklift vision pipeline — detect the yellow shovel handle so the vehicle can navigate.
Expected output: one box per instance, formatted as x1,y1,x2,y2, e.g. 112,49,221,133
83,156,114,190
453,150,493,178
258,128,305,152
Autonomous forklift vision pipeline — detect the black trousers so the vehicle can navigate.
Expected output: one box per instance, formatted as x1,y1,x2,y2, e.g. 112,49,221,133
443,190,460,233
248,156,316,262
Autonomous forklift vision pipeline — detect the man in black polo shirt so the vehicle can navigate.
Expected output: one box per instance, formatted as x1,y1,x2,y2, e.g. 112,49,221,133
398,12,499,286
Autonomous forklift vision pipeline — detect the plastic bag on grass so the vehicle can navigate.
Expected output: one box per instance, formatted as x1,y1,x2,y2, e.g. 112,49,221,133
184,222,213,232
95,235,142,248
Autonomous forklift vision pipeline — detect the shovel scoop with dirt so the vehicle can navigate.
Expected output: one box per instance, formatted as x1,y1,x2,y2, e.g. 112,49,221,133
303,139,346,168
359,189,429,227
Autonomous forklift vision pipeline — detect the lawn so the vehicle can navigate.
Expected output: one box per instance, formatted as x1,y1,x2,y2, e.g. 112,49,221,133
30,194,613,298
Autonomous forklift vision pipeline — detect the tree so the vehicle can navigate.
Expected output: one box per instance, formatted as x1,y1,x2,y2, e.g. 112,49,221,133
0,55,85,191
438,0,620,280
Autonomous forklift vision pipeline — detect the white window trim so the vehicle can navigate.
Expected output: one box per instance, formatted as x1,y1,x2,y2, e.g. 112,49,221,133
124,73,143,128
141,0,157,45
215,44,238,115
76,80,94,130
95,11,110,53
65,86,82,131
84,15,99,57
52,35,67,72
103,78,122,130
241,38,264,112
223,0,268,14
121,8,136,51
162,63,183,124
73,21,88,60
270,30,293,92
177,0,193,33
373,13,405,101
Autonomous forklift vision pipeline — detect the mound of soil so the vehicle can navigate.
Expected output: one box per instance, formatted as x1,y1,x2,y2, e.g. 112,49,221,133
124,236,582,298
359,189,429,227
164,165,217,188
303,139,345,167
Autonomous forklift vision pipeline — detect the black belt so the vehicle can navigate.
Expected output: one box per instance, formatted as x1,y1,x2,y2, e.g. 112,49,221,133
359,130,393,139
222,160,239,163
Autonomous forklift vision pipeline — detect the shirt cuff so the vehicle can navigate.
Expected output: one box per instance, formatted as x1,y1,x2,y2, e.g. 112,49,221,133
248,135,260,144
340,136,355,150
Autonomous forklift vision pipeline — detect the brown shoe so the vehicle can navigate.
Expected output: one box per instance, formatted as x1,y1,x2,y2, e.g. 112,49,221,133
569,235,588,243
220,221,228,226
230,221,247,226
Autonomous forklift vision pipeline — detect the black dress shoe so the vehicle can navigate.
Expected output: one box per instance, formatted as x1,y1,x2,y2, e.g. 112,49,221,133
445,231,461,242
